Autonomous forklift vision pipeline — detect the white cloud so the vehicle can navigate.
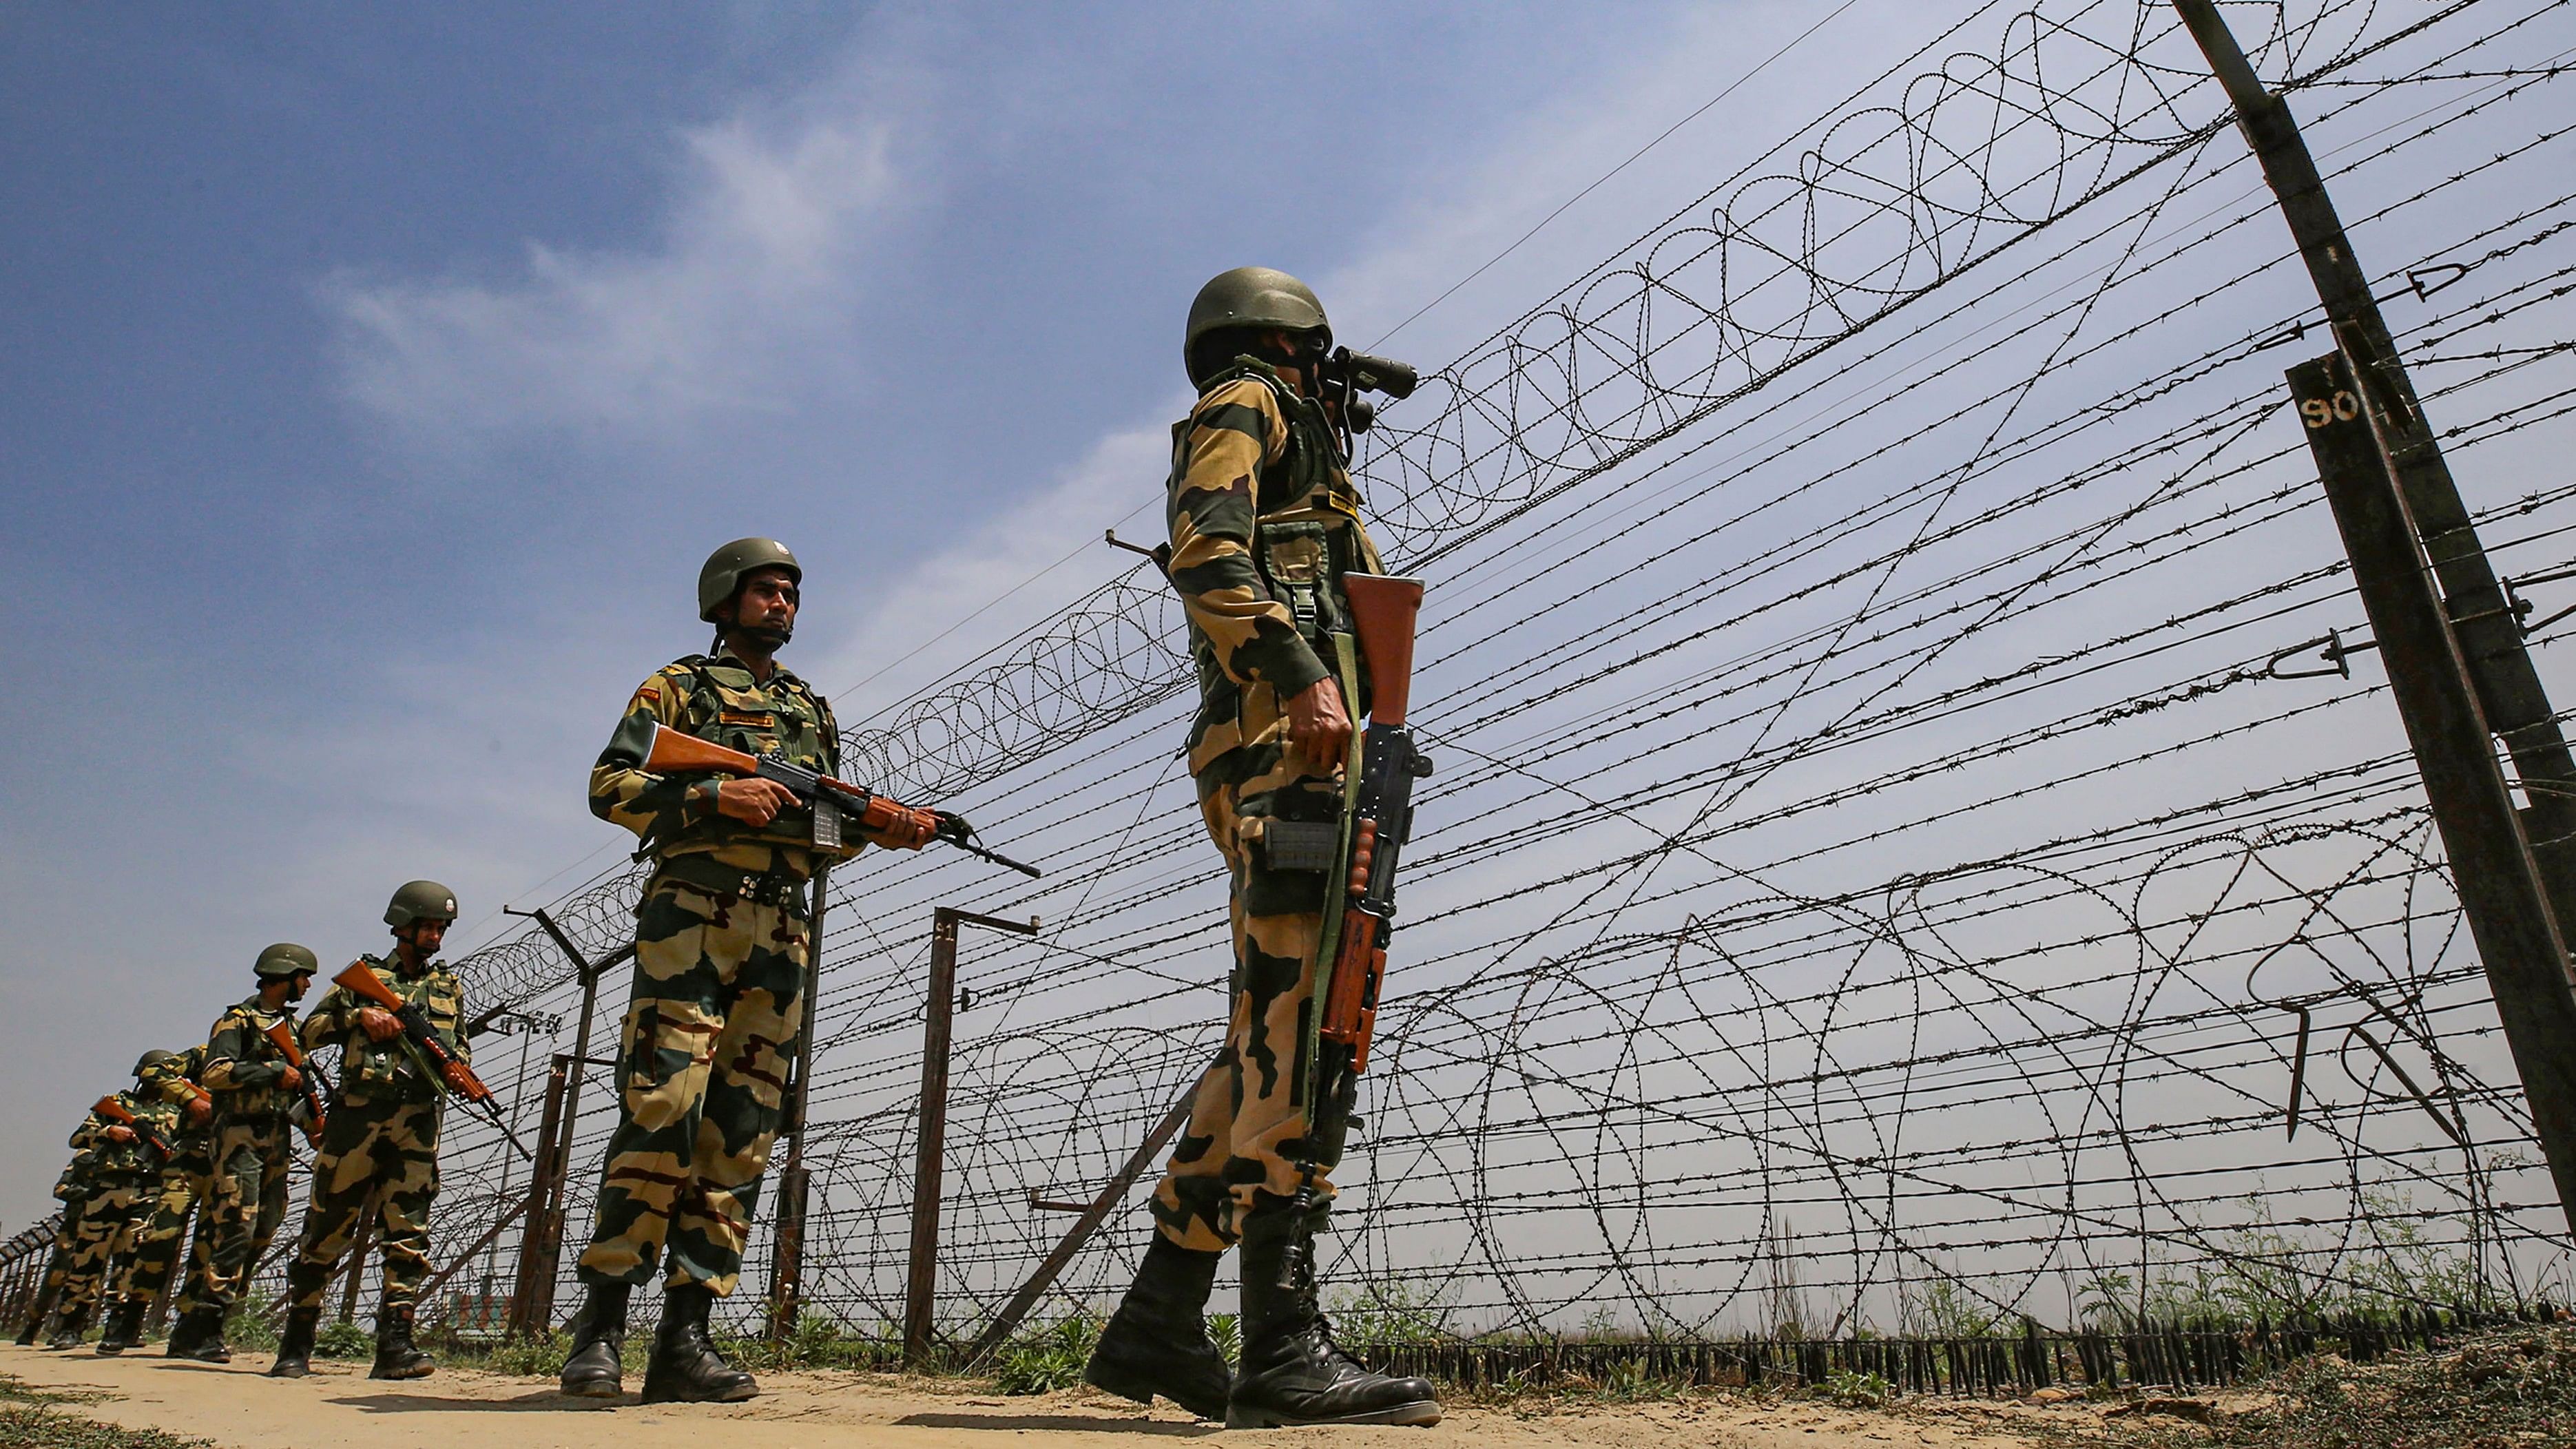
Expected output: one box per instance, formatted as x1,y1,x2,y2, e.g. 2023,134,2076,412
324,104,898,443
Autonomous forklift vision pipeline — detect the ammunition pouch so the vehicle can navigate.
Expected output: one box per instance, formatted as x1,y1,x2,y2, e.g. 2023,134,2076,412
652,854,814,913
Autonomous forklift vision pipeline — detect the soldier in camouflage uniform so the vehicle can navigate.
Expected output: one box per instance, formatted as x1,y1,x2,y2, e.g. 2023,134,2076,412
96,1047,218,1354
1083,269,1439,1428
41,1060,181,1347
559,538,949,1404
15,1143,99,1346
269,881,472,1381
167,942,319,1363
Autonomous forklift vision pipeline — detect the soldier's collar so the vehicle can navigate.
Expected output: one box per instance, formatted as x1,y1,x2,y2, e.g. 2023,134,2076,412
707,648,802,688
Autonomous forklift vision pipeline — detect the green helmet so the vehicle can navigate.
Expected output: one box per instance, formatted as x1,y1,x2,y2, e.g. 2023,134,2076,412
384,879,459,930
1185,267,1330,383
697,538,802,623
254,942,319,980
134,1049,175,1078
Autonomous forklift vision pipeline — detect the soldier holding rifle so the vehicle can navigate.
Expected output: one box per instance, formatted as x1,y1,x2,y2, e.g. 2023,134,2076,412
558,540,963,1404
96,1045,218,1355
14,1135,101,1346
37,1059,180,1347
268,880,473,1381
1083,268,1440,1428
168,942,319,1362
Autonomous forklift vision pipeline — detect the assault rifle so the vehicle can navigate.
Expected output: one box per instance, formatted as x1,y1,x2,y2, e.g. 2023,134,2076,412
641,724,1040,878
330,963,534,1161
262,1020,329,1141
91,1097,176,1163
1319,574,1433,1079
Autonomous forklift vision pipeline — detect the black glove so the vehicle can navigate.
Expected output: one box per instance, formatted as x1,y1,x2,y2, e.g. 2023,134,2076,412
933,811,975,844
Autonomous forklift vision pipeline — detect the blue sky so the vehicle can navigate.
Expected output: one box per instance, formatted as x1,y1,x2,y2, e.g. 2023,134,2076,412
0,1,1914,1223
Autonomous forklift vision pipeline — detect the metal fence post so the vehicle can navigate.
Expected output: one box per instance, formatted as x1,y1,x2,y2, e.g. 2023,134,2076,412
2287,352,2576,1231
904,906,1038,1368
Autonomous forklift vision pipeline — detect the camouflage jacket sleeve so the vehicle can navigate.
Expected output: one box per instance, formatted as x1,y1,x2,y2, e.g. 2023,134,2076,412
590,666,722,842
202,1010,284,1092
300,983,354,1052
1167,378,1333,699
138,1045,207,1112
67,1111,109,1152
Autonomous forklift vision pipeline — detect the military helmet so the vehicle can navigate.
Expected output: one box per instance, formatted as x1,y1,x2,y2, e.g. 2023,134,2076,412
384,879,460,930
253,942,320,980
133,1049,175,1078
1185,267,1331,382
697,538,802,623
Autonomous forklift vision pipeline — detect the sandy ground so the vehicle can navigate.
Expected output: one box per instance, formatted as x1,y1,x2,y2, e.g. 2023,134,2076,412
0,1342,2095,1449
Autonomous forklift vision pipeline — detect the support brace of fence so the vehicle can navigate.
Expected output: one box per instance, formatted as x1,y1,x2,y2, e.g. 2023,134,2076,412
501,904,621,1335
903,906,1039,1368
966,1066,1206,1364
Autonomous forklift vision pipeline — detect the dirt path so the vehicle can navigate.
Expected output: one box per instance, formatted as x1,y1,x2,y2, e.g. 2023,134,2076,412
0,1342,2079,1448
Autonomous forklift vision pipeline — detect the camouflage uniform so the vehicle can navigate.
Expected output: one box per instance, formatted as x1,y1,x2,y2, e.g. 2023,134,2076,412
577,649,863,1295
193,997,301,1313
282,954,465,1315
123,1047,219,1313
50,1094,172,1322
17,1156,95,1339
1152,357,1385,1251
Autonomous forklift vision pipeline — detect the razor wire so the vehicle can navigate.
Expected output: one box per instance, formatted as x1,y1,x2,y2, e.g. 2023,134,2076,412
362,0,2576,1351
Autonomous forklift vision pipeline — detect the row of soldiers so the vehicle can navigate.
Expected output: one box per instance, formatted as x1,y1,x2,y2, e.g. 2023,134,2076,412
13,266,1441,1427
17,882,470,1379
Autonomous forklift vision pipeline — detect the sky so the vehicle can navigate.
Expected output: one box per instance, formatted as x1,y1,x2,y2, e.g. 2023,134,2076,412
0,1,1933,1227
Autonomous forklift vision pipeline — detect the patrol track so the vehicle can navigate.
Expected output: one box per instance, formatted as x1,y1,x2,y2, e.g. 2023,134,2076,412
388,0,2576,1357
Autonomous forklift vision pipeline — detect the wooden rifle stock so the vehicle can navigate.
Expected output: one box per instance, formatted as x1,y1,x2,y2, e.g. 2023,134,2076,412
332,962,496,1104
1342,574,1424,726
93,1096,176,1160
641,722,939,848
1320,574,1430,1074
262,1019,328,1136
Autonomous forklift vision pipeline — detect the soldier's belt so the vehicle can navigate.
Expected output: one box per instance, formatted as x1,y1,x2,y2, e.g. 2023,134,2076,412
652,853,813,910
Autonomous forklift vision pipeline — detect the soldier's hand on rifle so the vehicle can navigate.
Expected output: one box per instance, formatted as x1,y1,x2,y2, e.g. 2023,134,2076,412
440,1061,475,1095
1284,676,1353,773
278,1065,303,1093
184,1096,212,1127
716,777,800,826
356,1006,403,1043
104,1125,135,1144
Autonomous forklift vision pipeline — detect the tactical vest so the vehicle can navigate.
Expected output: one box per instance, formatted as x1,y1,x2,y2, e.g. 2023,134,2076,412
330,956,465,1105
1190,359,1385,707
659,654,843,857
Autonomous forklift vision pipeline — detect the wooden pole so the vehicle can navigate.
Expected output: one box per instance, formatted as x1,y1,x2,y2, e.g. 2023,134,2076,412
501,905,623,1333
506,1054,570,1337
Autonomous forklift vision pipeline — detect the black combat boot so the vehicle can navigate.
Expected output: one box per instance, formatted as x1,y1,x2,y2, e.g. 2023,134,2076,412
43,1303,90,1350
267,1304,322,1378
165,1305,231,1363
369,1304,434,1380
557,1280,630,1398
94,1297,147,1355
1083,1235,1229,1419
1227,1195,1440,1428
14,1282,60,1346
639,1282,757,1404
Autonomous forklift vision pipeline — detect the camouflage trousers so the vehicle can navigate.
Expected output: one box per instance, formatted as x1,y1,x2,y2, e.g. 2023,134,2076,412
1151,742,1347,1251
193,1118,293,1313
284,1096,441,1314
50,1180,147,1320
29,1202,85,1313
577,871,808,1296
113,1154,214,1306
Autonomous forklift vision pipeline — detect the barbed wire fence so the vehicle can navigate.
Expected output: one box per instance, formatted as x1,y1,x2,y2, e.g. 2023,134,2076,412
19,0,2568,1395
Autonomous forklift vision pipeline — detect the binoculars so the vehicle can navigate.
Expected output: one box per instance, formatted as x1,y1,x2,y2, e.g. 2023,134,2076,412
1320,347,1418,435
